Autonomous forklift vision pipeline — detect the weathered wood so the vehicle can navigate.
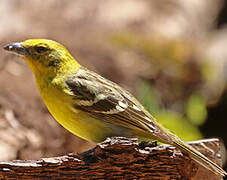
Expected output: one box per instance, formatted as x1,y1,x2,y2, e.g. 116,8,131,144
0,137,223,180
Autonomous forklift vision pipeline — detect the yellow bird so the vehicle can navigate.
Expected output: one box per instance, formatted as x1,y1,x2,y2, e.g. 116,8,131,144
4,39,226,176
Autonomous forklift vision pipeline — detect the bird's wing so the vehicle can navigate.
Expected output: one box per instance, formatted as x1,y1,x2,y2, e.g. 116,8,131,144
66,68,227,176
66,67,171,142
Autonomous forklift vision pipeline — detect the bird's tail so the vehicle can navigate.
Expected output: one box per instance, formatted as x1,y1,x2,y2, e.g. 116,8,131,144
170,134,227,177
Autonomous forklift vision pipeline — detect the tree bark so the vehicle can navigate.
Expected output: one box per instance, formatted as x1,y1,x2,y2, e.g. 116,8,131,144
0,137,224,180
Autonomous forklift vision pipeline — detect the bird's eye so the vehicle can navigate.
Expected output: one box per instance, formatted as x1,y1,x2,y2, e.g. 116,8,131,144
35,46,48,53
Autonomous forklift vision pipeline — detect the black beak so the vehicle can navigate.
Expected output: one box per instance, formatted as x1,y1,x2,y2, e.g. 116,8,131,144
4,43,28,56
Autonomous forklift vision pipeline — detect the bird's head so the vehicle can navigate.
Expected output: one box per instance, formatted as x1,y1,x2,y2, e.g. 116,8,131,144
4,39,80,77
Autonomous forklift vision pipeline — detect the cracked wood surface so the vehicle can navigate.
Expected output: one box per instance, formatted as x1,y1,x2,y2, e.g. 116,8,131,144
0,137,223,180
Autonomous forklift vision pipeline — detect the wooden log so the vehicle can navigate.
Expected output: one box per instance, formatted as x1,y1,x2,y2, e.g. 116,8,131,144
0,137,224,180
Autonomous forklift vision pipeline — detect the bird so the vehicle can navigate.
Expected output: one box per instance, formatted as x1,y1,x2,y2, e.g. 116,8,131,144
3,39,226,177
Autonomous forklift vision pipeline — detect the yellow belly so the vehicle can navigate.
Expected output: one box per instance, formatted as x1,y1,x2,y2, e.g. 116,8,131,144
39,85,117,142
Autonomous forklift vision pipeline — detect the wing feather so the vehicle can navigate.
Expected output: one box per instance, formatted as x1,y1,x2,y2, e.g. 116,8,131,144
66,67,171,142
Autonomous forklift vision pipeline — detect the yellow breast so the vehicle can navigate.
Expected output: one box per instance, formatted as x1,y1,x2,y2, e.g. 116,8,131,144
36,77,115,142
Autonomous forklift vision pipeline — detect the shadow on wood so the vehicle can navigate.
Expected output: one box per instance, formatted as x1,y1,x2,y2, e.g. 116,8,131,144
0,137,223,180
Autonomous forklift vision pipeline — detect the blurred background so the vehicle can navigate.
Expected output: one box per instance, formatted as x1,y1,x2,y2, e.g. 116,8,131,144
0,0,227,172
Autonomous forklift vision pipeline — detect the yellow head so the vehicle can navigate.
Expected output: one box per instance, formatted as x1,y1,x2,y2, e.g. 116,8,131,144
4,39,80,77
